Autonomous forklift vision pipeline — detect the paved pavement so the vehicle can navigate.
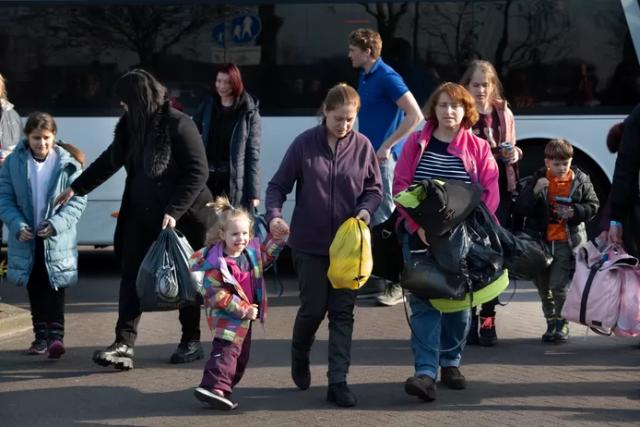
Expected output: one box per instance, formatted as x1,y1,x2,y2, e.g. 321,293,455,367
0,250,639,427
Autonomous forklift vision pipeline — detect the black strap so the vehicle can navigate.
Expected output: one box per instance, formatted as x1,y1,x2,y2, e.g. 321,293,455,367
579,261,603,325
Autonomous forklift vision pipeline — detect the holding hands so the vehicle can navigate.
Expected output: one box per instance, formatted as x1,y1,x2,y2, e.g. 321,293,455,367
269,217,290,241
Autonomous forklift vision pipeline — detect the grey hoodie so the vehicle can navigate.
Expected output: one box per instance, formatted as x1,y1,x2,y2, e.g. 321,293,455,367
0,99,21,151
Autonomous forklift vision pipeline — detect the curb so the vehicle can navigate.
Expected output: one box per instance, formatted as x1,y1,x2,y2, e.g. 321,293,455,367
0,303,31,338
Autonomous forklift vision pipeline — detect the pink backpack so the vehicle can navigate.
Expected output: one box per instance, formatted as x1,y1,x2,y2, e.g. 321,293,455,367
561,242,637,334
613,266,640,336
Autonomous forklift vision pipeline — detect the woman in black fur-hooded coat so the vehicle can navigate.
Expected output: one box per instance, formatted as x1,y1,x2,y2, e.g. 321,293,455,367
56,69,212,369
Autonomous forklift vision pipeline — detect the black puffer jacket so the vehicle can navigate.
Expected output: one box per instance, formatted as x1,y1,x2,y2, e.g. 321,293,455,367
514,166,600,248
194,91,261,208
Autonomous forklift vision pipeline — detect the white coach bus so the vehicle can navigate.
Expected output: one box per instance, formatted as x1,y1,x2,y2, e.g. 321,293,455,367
1,0,639,244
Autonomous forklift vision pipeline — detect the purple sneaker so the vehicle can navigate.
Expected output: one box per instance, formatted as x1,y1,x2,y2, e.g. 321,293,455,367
47,340,66,359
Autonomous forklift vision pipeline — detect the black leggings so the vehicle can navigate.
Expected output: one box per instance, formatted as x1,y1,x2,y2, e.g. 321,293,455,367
27,238,65,338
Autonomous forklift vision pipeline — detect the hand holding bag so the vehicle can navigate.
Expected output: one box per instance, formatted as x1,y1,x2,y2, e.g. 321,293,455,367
328,218,372,290
561,242,636,333
136,228,204,311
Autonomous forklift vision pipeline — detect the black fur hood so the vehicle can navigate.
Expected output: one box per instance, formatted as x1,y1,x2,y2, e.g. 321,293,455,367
112,100,173,178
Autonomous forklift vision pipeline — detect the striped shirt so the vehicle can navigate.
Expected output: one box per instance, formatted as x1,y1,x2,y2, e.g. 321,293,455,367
412,136,471,184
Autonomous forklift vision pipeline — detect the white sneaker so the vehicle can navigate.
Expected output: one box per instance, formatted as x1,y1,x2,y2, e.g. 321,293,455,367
376,283,405,306
194,387,238,410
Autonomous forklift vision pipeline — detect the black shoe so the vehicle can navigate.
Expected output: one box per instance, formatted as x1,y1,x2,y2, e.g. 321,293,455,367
327,382,357,407
93,342,134,370
554,318,570,343
170,341,203,364
291,347,311,390
478,316,498,347
194,387,238,410
440,367,467,390
542,318,556,343
404,375,437,402
467,314,479,346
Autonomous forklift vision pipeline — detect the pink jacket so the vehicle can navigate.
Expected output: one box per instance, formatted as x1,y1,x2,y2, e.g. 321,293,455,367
493,99,520,192
393,122,500,233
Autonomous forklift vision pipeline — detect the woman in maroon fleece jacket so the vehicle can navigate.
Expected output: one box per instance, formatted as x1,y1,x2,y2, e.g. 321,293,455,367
265,83,382,408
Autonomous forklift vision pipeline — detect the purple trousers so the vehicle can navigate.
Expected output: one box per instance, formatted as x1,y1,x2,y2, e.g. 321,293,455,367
199,328,252,393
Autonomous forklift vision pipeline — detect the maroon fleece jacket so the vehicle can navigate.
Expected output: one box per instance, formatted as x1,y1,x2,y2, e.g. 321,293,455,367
265,124,382,256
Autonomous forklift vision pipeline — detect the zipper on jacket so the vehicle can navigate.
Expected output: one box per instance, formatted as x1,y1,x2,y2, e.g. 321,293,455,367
329,142,337,234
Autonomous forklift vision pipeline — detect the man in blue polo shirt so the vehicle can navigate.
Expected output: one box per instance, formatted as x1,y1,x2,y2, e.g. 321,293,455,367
348,28,423,306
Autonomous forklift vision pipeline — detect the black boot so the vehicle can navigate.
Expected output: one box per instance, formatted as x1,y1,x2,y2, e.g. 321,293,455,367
541,318,556,343
554,318,570,343
170,341,203,364
478,316,498,347
291,346,311,390
327,382,357,407
93,342,134,370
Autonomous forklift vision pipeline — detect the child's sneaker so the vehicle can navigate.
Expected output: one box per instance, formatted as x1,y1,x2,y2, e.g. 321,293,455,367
478,316,497,346
47,339,66,359
542,318,556,343
26,339,47,355
194,387,238,410
554,318,570,343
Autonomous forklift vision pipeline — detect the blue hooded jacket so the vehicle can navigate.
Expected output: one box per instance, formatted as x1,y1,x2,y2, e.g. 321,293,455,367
0,141,87,288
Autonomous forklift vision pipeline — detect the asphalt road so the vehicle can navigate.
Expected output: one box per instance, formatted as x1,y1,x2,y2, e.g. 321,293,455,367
0,249,639,427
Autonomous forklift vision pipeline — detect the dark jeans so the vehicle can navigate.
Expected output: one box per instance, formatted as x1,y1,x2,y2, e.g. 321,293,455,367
292,250,357,385
199,328,252,393
115,207,201,347
27,237,65,339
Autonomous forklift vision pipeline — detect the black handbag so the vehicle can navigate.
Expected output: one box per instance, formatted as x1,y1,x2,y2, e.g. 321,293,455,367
401,252,469,300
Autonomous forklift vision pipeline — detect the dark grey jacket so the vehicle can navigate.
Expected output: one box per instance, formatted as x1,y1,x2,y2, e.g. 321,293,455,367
194,91,261,208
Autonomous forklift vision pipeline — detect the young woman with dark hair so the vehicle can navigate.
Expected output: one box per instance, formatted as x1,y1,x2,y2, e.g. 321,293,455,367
56,69,212,370
194,63,261,210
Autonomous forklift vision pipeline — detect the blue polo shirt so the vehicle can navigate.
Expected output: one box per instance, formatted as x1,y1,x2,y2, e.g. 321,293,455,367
357,58,409,153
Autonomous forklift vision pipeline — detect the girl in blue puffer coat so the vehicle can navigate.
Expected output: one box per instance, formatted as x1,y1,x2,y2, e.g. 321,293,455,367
0,112,86,359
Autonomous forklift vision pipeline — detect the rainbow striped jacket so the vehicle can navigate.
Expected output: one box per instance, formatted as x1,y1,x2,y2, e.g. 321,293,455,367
189,236,284,344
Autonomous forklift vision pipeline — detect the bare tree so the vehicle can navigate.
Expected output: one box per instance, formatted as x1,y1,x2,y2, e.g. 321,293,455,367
359,2,410,46
417,0,569,77
49,5,223,68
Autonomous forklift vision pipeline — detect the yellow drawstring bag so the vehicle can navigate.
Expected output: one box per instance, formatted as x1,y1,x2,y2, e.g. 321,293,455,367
328,218,372,290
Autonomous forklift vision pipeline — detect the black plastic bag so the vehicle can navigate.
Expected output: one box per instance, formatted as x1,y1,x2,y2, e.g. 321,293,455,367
371,210,403,282
497,228,553,280
136,229,204,312
465,205,504,287
401,250,468,300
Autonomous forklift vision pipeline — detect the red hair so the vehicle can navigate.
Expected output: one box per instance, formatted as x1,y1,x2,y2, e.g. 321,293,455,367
217,63,244,98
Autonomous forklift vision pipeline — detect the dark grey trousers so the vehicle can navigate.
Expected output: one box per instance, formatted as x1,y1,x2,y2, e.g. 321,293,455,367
292,250,357,385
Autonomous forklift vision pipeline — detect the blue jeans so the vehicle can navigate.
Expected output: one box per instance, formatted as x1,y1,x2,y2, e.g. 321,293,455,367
372,155,397,226
408,294,470,380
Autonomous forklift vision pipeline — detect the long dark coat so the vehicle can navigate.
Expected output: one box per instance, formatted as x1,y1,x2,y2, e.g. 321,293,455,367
71,101,211,258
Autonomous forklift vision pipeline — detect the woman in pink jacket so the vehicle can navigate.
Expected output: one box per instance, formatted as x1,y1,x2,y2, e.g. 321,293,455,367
395,82,498,403
461,60,521,346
